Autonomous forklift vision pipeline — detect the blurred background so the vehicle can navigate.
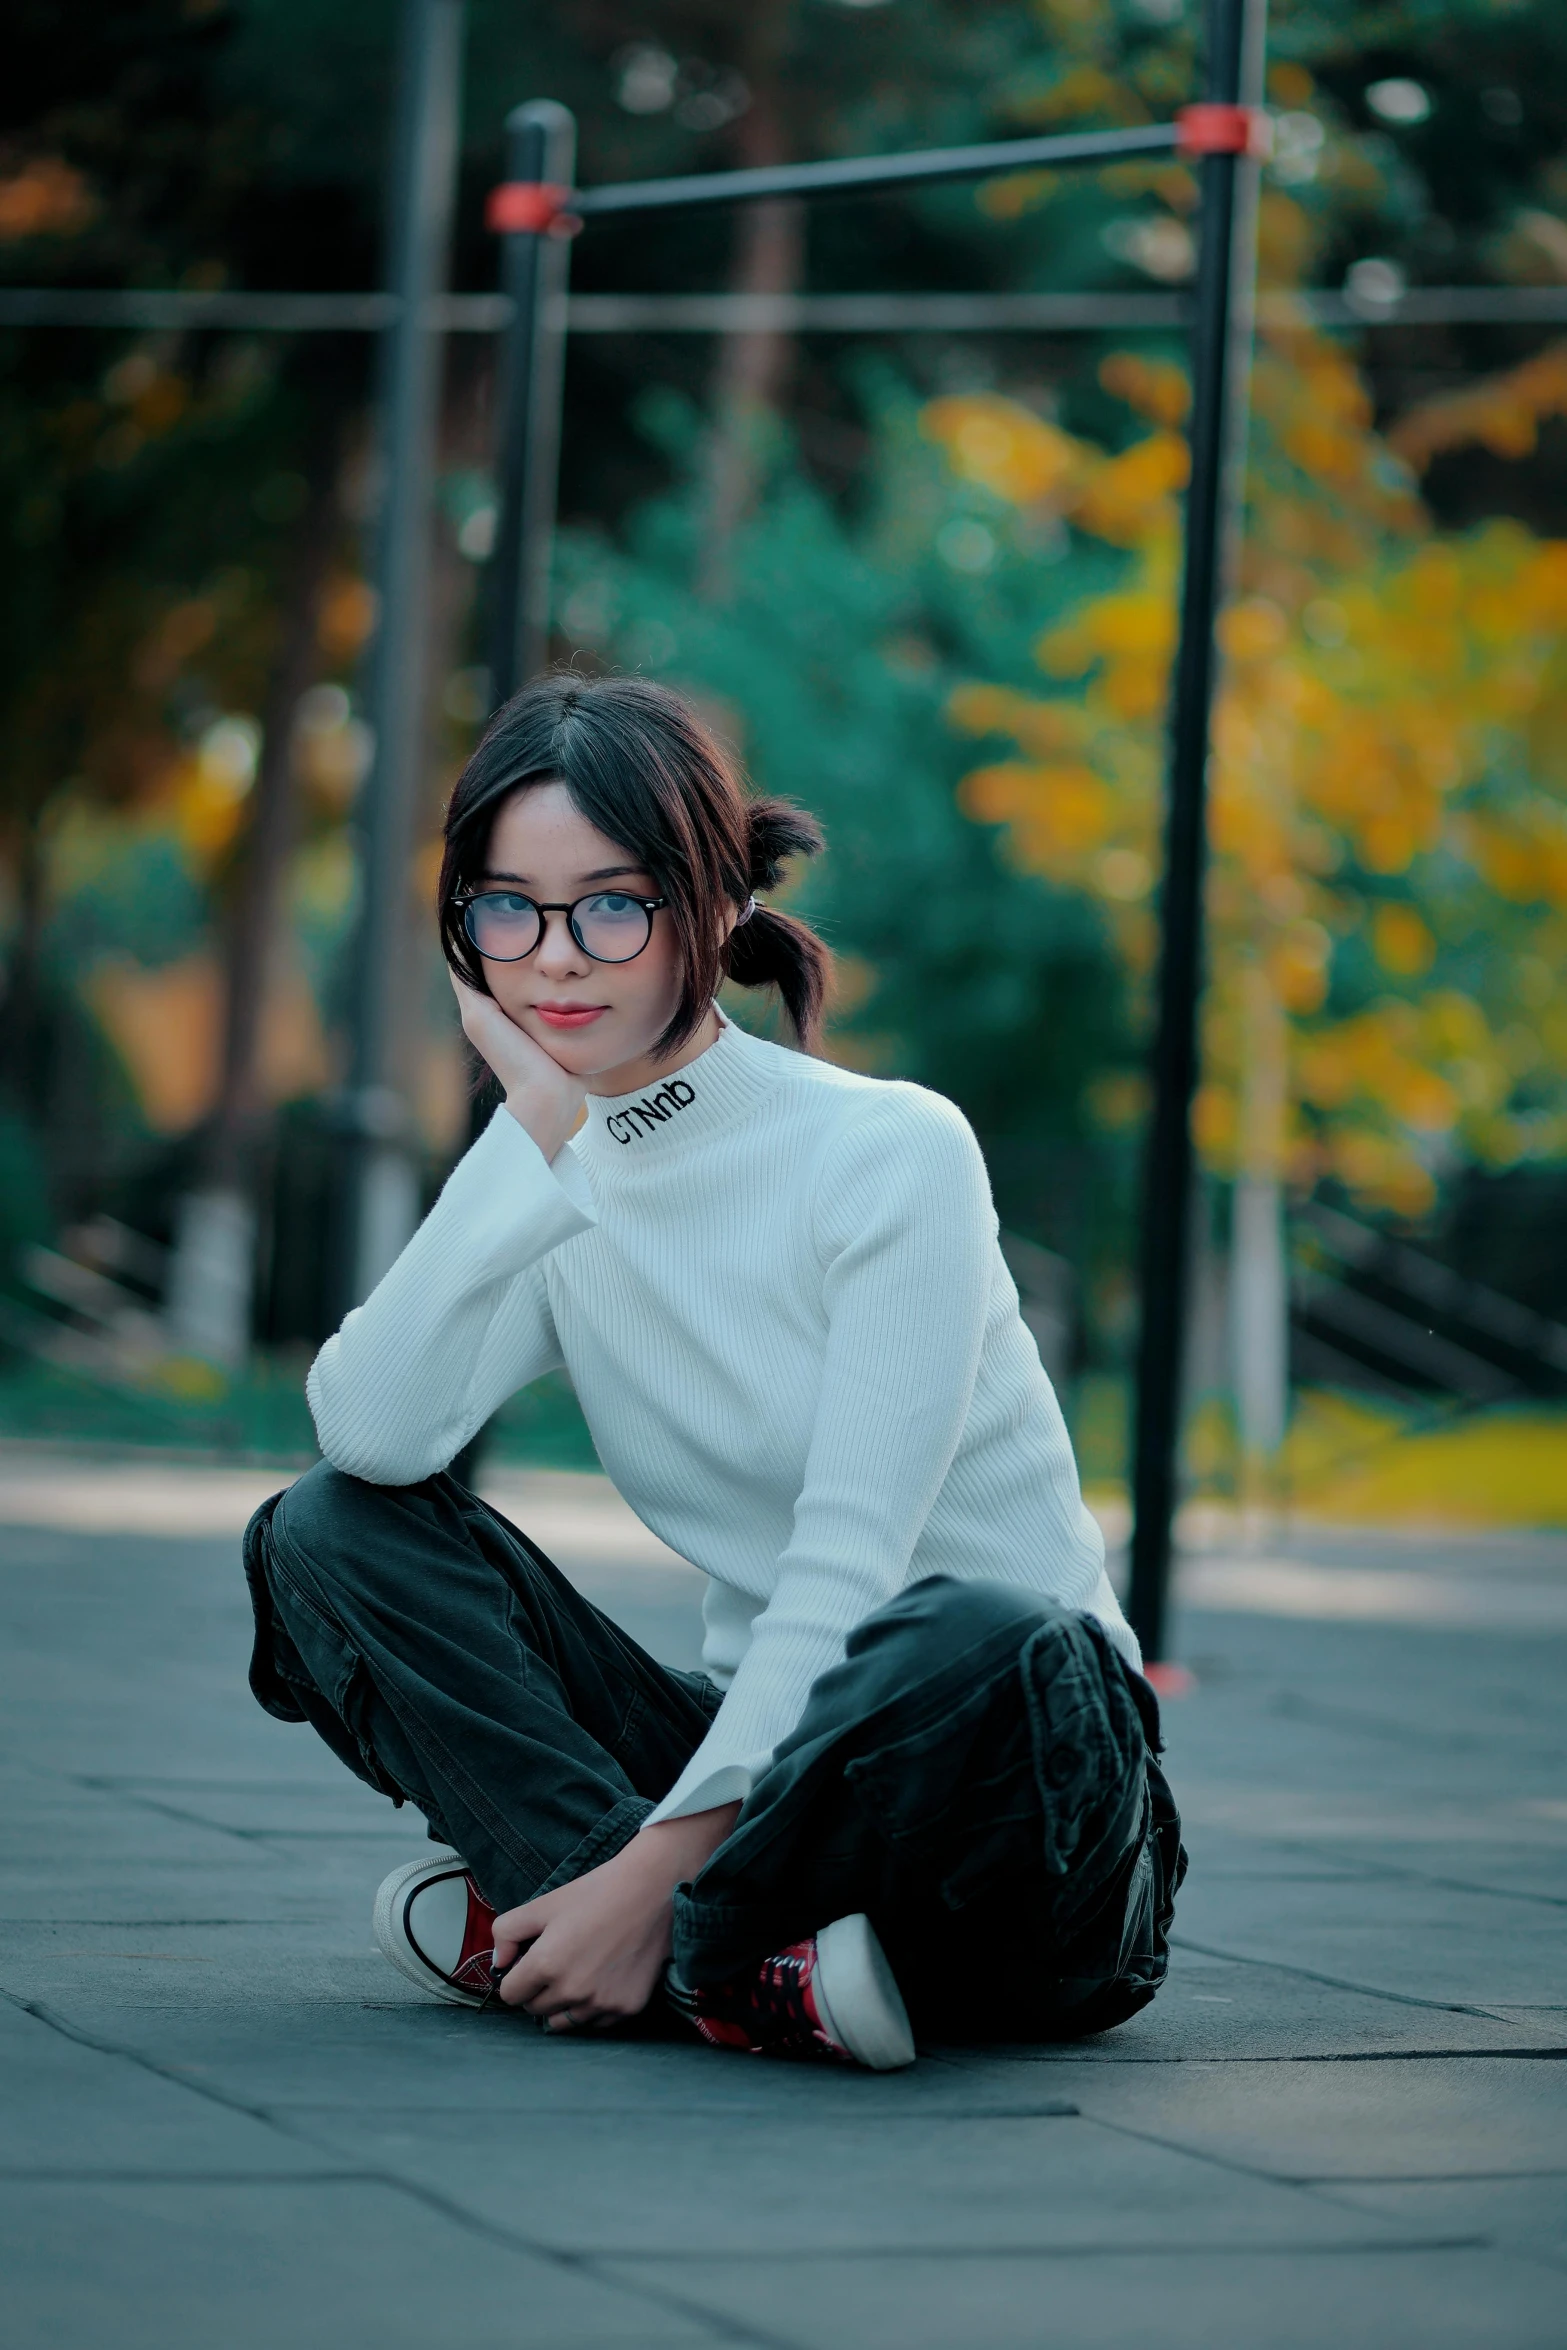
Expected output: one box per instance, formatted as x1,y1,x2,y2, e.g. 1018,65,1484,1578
2,0,1566,1531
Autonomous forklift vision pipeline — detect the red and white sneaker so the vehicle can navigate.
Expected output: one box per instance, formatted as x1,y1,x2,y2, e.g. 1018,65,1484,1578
373,1849,498,2006
670,1912,915,2071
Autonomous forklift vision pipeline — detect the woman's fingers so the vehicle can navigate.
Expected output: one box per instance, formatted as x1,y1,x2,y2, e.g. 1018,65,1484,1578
496,1948,550,2009
492,1895,545,1943
493,1931,628,2024
489,1896,546,1974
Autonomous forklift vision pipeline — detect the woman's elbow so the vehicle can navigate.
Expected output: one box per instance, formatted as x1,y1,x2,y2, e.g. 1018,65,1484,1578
306,1374,451,1487
311,1428,446,1487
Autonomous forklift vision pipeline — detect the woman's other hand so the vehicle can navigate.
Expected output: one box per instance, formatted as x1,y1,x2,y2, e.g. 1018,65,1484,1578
451,971,586,1163
490,1805,740,2029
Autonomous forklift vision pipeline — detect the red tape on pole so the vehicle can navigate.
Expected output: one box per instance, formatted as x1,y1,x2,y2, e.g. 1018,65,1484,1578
485,182,581,237
1176,104,1271,159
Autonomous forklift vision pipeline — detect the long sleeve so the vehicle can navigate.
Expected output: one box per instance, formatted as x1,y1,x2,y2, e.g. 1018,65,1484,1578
307,1108,597,1484
645,1087,1000,1823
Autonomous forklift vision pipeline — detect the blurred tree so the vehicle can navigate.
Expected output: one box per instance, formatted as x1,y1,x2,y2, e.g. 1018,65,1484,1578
0,0,370,1255
927,333,1567,1463
5,0,1567,1406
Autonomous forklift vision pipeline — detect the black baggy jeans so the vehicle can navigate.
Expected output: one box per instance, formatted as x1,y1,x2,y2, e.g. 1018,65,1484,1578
242,1461,1185,2041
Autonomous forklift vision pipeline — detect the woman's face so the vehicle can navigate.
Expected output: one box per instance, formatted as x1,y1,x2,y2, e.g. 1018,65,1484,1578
467,780,690,1085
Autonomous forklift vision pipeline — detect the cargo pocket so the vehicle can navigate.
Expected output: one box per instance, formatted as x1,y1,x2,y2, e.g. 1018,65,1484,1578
241,1490,309,1723
262,1553,409,1806
844,1663,1040,1911
1022,1615,1150,1939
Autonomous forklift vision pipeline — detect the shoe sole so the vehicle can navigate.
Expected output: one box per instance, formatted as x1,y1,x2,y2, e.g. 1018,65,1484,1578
812,1913,916,2070
372,1849,487,2007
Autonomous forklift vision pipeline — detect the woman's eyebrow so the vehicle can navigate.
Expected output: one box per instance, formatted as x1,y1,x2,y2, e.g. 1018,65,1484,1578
474,863,649,886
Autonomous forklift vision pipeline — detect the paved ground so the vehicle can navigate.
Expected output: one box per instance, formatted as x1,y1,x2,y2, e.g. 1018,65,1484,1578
1,1457,1564,2348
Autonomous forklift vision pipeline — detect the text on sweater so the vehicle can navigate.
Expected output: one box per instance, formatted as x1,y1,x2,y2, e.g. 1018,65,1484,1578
606,1080,696,1145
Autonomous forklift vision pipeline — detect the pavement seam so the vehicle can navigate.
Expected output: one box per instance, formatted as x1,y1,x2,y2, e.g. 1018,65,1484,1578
0,1987,787,2350
1054,2105,1508,2212
1306,1859,1567,1914
0,2166,400,2183
1170,1933,1543,2022
1283,2167,1567,2185
928,2044,1567,2066
604,2236,1494,2262
1205,1832,1567,1914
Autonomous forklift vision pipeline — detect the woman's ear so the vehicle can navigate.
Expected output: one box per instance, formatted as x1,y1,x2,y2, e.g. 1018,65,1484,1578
717,895,753,949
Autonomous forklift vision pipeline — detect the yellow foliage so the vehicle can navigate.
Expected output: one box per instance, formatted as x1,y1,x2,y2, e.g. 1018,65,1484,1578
86,954,222,1135
1218,596,1290,663
84,948,329,1135
1016,62,1133,124
930,313,1567,1217
920,395,1081,507
957,760,1116,859
1390,342,1567,474
1191,1082,1236,1159
1098,352,1190,428
1286,1399,1567,1529
947,682,1087,757
922,392,1188,548
316,574,379,664
1072,431,1189,545
978,169,1059,221
1267,62,1315,108
1372,903,1435,976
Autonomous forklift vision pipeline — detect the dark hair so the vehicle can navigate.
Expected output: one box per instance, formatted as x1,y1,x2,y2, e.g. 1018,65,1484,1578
437,672,830,1054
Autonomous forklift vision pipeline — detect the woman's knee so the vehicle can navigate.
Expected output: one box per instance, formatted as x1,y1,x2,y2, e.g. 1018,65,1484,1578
855,1574,1064,1664
834,1580,1068,1719
271,1458,374,1557
268,1458,436,1602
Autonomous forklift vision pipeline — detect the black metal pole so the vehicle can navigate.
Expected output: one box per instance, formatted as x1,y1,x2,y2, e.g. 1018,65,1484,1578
487,101,577,703
344,0,465,1310
447,101,577,1494
1125,0,1249,1662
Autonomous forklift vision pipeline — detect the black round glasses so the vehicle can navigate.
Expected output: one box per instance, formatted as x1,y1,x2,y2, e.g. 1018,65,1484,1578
460,888,668,965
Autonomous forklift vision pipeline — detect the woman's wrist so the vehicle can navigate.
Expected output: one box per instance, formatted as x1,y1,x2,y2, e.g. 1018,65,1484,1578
634,1804,741,1880
502,1087,582,1165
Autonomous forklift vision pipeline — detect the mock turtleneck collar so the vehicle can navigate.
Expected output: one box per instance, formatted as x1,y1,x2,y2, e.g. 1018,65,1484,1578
577,1014,778,1161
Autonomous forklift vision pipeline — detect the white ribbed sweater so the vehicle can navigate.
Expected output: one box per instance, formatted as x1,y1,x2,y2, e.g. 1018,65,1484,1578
307,1016,1138,1825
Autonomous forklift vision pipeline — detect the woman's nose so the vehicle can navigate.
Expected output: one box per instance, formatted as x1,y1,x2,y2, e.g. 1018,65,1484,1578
534,908,591,974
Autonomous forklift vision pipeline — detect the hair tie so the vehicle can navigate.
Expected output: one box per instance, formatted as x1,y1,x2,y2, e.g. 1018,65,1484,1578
735,895,757,925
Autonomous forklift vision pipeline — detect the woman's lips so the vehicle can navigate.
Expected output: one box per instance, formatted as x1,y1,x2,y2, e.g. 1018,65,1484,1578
532,1003,609,1030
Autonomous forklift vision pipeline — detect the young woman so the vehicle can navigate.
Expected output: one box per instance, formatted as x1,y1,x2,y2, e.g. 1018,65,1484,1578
243,672,1183,2069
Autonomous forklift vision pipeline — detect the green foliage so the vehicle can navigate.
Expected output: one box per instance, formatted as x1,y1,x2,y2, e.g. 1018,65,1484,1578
554,369,1138,1266
6,0,1567,1326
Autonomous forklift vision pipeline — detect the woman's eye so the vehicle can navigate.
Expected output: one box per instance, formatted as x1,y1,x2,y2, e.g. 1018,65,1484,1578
587,893,635,914
492,894,533,915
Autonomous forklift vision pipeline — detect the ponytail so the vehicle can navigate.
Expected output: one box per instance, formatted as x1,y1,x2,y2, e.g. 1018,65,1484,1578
721,798,830,1051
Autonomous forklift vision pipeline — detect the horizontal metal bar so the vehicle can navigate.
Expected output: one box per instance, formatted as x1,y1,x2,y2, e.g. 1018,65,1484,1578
0,288,510,332
0,288,397,330
5,283,1566,336
568,286,1567,332
569,122,1182,217
1287,286,1567,327
564,289,1190,333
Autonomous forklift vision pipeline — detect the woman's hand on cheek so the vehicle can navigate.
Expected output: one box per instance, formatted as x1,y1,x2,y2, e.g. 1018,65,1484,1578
450,972,586,1163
